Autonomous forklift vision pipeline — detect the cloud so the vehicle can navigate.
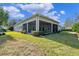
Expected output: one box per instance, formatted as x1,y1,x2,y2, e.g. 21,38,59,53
43,10,60,22
2,3,64,22
9,12,25,19
17,3,54,14
45,13,60,22
3,6,25,19
17,3,60,21
57,14,61,17
60,11,65,15
3,6,20,12
17,3,61,21
46,11,57,16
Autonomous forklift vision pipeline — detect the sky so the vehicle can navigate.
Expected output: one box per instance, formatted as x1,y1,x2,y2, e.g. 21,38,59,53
0,3,79,26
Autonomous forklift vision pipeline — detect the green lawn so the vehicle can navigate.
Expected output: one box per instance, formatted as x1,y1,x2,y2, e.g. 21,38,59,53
0,31,79,56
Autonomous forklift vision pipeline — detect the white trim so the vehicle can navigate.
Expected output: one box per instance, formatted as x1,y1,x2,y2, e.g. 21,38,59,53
39,18,58,25
14,15,59,32
36,20,39,32
14,15,59,28
51,24,53,32
27,22,28,33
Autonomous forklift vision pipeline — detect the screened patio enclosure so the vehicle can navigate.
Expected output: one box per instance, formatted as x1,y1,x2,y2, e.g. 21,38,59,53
23,20,58,33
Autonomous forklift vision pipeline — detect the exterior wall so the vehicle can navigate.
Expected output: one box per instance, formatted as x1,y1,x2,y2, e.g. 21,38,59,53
14,15,59,33
51,24,53,32
18,17,38,27
58,25,62,31
28,21,36,33
36,19,39,32
53,24,58,32
39,20,51,32
14,25,23,31
14,17,38,32
36,16,59,25
23,23,27,33
36,16,59,32
16,16,59,27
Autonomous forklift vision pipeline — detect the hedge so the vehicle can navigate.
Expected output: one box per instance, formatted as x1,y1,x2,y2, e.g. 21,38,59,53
72,22,79,33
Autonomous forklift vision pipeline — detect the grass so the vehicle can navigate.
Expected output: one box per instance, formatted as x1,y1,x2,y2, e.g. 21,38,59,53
0,31,79,56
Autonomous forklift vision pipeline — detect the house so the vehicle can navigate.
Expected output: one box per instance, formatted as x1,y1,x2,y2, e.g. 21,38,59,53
14,14,60,33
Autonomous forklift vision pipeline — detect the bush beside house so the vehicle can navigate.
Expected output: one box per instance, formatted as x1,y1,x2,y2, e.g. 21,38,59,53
31,31,43,36
72,22,79,33
21,30,26,34
31,31,53,36
8,26,14,31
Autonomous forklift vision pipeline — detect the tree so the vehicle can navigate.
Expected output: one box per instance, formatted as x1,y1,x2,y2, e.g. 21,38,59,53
64,18,74,30
8,19,17,31
74,13,79,22
8,19,17,27
72,22,79,33
0,7,9,26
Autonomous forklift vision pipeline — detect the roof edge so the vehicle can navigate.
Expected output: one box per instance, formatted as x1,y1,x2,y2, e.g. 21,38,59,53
14,13,59,27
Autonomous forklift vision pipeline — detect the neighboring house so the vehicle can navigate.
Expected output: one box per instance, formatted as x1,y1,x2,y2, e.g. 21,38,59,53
14,14,60,33
0,26,7,30
58,25,62,31
65,27,72,30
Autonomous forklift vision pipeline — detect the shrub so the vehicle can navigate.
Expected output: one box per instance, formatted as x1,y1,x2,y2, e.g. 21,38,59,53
39,31,46,36
2,28,7,32
8,26,14,31
72,22,79,33
21,30,26,34
0,28,6,32
61,29,72,31
31,31,40,36
31,31,49,36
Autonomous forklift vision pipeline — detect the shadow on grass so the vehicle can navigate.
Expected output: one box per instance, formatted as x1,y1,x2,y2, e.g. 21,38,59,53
0,35,15,45
45,32,79,49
